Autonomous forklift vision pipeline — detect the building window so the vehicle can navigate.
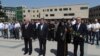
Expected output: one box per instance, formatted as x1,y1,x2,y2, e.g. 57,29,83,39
23,10,25,13
50,14,55,17
59,8,62,11
55,9,57,11
69,8,71,10
63,8,68,11
45,14,48,17
50,9,53,11
28,10,30,12
23,15,26,17
37,10,39,12
43,9,45,12
33,15,35,17
80,7,88,10
37,15,39,17
64,13,68,16
33,10,35,13
69,13,75,16
47,9,49,12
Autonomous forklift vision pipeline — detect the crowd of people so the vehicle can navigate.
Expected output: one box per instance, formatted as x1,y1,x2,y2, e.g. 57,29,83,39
0,17,100,56
0,21,21,39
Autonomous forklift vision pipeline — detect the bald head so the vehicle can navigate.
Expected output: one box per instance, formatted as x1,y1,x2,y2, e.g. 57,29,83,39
24,18,31,24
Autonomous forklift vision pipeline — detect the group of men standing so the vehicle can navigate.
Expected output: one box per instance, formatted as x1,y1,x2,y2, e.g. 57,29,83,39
21,18,48,56
21,17,100,56
0,21,21,39
86,19,100,45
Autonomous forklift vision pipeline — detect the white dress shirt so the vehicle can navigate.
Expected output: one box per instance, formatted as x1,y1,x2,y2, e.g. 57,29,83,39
0,23,4,30
71,20,76,25
4,24,9,29
77,23,81,30
14,23,21,28
41,24,43,30
87,24,92,31
92,22,100,32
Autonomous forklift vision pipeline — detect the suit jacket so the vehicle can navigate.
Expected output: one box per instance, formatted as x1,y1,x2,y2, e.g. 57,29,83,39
21,23,34,38
38,23,48,39
73,23,87,43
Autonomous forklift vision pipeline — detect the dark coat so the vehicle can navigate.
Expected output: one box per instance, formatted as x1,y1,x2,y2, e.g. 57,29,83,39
55,22,66,41
21,23,34,38
73,23,87,44
37,23,48,39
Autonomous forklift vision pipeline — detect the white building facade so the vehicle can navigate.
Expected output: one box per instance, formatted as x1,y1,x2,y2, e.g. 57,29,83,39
22,4,89,20
3,7,16,20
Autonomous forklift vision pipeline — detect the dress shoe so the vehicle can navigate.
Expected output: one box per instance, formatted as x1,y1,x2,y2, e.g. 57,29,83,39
24,52,28,55
29,52,32,55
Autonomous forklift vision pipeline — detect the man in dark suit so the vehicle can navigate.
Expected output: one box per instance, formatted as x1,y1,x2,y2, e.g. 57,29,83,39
21,19,35,55
73,17,87,56
38,18,48,56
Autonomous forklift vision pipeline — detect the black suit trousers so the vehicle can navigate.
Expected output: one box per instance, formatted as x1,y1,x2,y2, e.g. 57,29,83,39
74,43,84,56
39,38,46,56
24,38,32,53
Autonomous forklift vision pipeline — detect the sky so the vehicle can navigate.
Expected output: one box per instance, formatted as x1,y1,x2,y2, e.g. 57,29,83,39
1,0,100,8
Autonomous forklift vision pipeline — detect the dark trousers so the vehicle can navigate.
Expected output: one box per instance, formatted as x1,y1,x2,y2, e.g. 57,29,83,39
74,43,84,56
14,28,19,39
4,29,8,38
57,40,64,56
92,32,99,45
39,38,46,56
0,29,4,37
89,32,92,42
86,31,92,43
24,38,32,53
48,31,54,41
10,29,14,38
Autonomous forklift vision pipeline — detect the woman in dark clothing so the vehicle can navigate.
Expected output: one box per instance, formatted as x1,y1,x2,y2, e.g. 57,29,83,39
65,20,72,55
55,21,66,56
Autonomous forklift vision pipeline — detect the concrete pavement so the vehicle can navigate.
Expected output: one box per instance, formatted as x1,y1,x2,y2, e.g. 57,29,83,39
0,38,100,56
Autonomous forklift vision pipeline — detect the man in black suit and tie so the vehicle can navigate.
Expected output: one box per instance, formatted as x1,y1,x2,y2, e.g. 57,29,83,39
38,18,48,56
21,19,35,55
73,17,87,56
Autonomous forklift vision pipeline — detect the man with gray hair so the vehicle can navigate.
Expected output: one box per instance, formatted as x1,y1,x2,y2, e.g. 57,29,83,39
73,17,87,56
21,18,35,55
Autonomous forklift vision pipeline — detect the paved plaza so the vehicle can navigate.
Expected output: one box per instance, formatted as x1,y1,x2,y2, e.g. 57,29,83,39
0,38,100,56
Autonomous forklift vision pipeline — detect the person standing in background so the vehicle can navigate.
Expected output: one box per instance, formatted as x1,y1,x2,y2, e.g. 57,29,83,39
9,22,15,39
91,19,100,45
0,22,4,37
14,21,21,39
4,22,9,39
